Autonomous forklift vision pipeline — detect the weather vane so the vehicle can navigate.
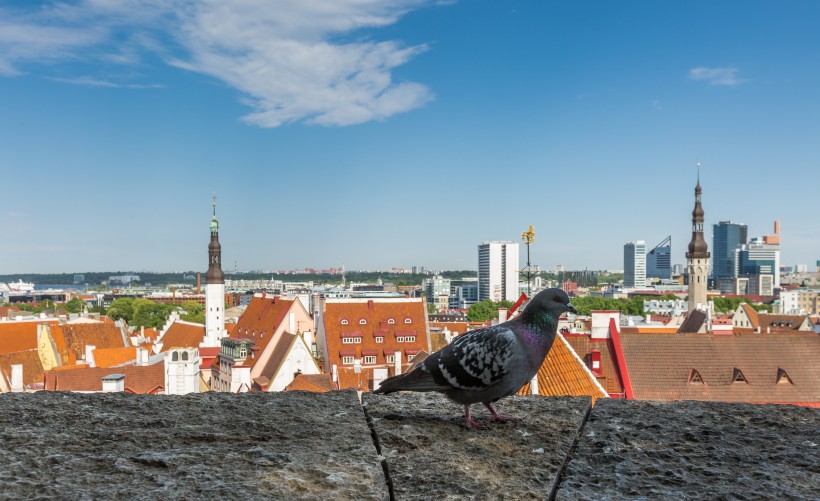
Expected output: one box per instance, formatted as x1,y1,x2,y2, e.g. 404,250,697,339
212,192,217,215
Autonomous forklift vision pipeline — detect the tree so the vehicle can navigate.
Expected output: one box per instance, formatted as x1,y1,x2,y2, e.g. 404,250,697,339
107,298,135,323
131,298,176,329
65,298,85,314
467,299,514,322
179,301,205,324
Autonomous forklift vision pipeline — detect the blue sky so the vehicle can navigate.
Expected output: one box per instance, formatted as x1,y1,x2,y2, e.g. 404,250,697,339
1,0,818,274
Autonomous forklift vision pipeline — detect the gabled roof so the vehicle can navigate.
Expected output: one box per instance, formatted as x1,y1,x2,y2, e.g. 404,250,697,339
620,332,820,404
677,309,708,334
254,332,298,387
0,322,47,354
740,303,759,328
285,373,336,392
93,347,137,368
159,321,205,352
230,295,297,371
563,335,621,396
50,323,127,363
758,314,812,332
519,333,608,401
0,350,45,388
44,362,165,394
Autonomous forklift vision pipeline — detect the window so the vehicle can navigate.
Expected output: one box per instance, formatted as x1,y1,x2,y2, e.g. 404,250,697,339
404,318,412,324
375,336,384,343
342,356,354,365
688,369,704,385
172,352,179,361
386,355,395,364
407,354,416,362
239,348,247,358
182,352,189,361
359,319,367,325
388,319,395,324
341,319,349,325
407,336,416,342
776,368,793,385
342,337,354,344
732,368,748,384
396,336,405,343
363,356,377,364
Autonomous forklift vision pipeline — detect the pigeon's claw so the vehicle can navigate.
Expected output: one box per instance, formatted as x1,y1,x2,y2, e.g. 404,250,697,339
484,402,518,423
463,405,485,430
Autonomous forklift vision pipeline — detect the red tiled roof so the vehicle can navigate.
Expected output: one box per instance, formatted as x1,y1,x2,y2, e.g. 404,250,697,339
285,373,336,392
620,332,820,404
159,321,205,352
44,362,165,394
563,334,622,396
230,295,296,371
741,303,759,328
254,332,297,388
322,298,429,385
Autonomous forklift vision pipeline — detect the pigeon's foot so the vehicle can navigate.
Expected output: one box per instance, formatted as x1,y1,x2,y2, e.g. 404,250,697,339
463,405,486,430
484,402,518,423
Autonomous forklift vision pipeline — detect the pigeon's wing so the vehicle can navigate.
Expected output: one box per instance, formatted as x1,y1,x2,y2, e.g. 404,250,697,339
423,325,518,391
374,366,452,394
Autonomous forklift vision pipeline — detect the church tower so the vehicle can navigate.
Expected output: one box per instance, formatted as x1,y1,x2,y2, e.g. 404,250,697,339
203,196,226,347
686,164,710,312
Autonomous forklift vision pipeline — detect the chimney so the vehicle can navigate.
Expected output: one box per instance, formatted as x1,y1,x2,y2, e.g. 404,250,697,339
196,272,201,294
529,375,539,395
331,364,338,383
368,299,375,311
136,347,149,366
11,364,23,392
102,374,125,392
85,345,96,367
590,349,603,376
774,220,780,234
498,308,508,323
140,325,145,339
394,350,402,375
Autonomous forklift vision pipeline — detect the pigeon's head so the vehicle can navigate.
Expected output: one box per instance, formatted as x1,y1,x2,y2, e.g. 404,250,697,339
524,288,577,318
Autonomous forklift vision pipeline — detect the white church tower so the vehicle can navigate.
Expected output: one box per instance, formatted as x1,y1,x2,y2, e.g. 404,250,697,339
202,195,226,348
686,163,710,312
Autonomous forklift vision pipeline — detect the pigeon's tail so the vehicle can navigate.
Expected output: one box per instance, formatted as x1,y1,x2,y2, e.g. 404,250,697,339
373,367,450,394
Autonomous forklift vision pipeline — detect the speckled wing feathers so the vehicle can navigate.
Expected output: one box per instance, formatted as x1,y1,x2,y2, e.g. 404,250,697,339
423,326,517,391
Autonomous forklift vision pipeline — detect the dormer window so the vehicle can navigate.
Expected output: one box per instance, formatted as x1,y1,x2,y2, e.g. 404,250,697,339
359,319,367,325
776,368,793,385
688,369,704,385
404,318,412,324
732,368,748,384
341,319,349,325
375,336,384,343
388,319,395,325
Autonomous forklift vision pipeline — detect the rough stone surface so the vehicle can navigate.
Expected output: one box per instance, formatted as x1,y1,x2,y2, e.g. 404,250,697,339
364,393,592,500
557,399,820,500
0,390,387,500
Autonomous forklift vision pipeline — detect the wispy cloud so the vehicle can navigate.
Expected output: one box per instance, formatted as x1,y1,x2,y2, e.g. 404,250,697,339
688,66,746,87
0,0,437,127
49,76,164,89
651,100,662,111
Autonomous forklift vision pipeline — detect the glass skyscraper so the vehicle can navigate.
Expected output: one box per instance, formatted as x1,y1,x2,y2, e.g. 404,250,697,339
712,221,747,279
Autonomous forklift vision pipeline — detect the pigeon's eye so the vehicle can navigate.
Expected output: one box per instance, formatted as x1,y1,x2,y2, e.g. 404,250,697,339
553,295,561,302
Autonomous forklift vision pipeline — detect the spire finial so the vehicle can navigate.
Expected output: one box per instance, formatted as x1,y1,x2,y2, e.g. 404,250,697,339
212,192,217,216
696,159,701,184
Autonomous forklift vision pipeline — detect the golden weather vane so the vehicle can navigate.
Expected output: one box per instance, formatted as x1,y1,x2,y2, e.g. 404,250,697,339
521,225,535,245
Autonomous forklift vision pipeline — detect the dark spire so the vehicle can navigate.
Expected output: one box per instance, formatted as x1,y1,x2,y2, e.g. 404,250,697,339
207,194,224,284
686,170,709,259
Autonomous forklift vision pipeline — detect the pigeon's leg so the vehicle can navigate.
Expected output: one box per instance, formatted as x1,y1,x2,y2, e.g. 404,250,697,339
463,405,485,429
484,402,517,423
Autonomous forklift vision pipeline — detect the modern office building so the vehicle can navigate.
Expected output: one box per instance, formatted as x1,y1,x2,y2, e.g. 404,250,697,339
477,241,519,302
738,239,781,289
712,221,747,280
646,236,671,280
423,275,451,304
624,241,647,288
449,279,479,309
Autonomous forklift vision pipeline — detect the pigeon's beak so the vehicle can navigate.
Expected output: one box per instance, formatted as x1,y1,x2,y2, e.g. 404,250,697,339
567,303,578,315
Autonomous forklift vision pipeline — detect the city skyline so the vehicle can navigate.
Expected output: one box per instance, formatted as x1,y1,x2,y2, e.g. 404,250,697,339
1,1,819,274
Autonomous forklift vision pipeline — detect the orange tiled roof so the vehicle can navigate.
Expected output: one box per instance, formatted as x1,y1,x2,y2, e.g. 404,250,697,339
50,323,127,364
741,303,760,329
620,331,820,404
93,347,137,368
0,322,47,354
159,321,205,352
230,295,297,371
44,362,165,394
322,298,429,390
519,333,608,402
429,321,471,335
621,326,680,334
0,349,45,387
285,373,336,392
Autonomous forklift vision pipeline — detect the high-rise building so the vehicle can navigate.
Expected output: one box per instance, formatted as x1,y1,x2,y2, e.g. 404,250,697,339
623,241,647,288
712,221,747,280
686,176,710,312
477,241,519,302
423,275,451,304
646,236,671,280
738,238,781,289
203,198,226,348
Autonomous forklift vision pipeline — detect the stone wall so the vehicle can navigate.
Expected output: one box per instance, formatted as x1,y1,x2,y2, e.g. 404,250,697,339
0,391,817,499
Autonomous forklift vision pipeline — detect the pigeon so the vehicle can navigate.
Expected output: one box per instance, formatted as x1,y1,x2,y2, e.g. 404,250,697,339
374,288,577,429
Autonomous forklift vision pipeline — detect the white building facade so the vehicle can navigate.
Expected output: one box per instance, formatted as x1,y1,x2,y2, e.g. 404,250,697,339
623,241,647,288
478,241,519,302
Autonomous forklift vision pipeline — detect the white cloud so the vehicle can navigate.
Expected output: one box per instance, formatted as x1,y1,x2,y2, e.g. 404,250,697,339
688,66,746,87
0,0,436,126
